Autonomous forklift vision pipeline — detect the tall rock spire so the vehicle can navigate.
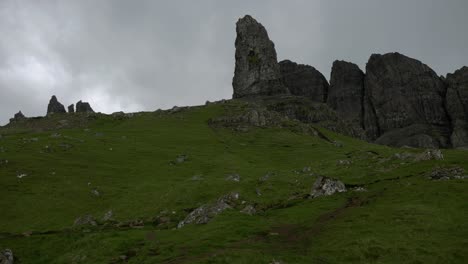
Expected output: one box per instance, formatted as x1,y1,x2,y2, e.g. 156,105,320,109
232,15,289,98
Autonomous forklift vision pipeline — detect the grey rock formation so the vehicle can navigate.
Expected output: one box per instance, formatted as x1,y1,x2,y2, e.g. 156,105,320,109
177,192,239,228
427,166,467,180
232,15,288,98
9,111,26,123
327,60,365,124
363,53,451,148
76,100,94,113
0,249,14,264
279,60,328,102
446,66,468,148
68,104,75,113
47,95,66,115
310,176,346,198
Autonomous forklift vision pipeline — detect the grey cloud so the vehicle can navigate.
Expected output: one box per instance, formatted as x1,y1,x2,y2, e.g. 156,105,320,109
1,0,467,125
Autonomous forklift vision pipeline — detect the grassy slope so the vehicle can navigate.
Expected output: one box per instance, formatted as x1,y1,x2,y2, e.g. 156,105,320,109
0,102,467,263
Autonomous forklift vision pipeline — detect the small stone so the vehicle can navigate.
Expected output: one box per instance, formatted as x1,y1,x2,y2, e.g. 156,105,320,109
91,189,100,197
240,205,256,215
337,160,352,166
226,173,241,182
102,210,113,221
73,215,97,227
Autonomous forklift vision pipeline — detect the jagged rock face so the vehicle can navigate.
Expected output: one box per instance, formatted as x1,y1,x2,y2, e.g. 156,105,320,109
363,53,451,148
446,66,468,148
327,61,364,124
9,111,26,123
232,15,288,98
47,95,66,115
68,104,75,113
76,101,94,113
279,60,328,102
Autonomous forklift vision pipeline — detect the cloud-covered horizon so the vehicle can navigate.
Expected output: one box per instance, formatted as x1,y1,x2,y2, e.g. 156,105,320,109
1,0,467,125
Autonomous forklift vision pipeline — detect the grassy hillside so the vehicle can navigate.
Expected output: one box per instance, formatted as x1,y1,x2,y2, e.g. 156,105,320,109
1,100,467,263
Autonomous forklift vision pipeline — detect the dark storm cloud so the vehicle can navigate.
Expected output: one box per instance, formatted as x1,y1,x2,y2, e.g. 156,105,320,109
1,0,467,124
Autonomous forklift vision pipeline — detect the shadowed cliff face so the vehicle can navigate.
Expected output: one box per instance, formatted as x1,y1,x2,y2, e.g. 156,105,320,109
232,15,288,98
231,15,466,149
446,66,468,148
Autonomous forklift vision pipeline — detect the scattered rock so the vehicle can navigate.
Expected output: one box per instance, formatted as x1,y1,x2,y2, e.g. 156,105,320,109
232,15,288,98
16,172,27,179
68,104,75,113
47,95,66,115
279,59,329,102
76,100,94,113
353,187,367,192
0,249,14,264
427,166,467,180
337,159,352,166
225,173,241,182
255,188,262,196
240,205,256,215
310,176,346,198
102,210,113,221
177,192,239,228
91,189,100,197
415,149,444,161
190,175,203,181
50,133,62,138
129,219,144,228
74,215,97,227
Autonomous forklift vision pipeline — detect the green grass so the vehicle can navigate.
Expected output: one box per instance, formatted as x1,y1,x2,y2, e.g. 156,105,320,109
0,101,467,263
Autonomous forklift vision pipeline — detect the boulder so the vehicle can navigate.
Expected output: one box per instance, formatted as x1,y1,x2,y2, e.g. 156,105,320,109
310,176,346,198
47,95,66,115
68,104,75,113
327,60,365,124
279,60,328,102
73,215,97,227
232,15,288,98
446,66,468,148
363,53,451,148
0,249,14,264
76,100,94,113
177,192,239,228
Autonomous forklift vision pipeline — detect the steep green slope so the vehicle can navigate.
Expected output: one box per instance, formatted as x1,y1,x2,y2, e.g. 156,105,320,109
1,101,467,263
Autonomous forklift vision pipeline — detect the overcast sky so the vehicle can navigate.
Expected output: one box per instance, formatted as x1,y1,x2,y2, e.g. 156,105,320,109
1,0,467,125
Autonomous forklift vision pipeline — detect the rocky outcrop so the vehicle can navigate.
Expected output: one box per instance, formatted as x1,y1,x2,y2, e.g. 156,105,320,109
76,100,94,113
310,176,346,198
446,66,468,148
47,95,66,115
68,104,75,113
327,61,365,125
279,60,328,102
0,249,14,264
177,192,239,228
363,53,451,148
9,111,26,123
232,15,288,98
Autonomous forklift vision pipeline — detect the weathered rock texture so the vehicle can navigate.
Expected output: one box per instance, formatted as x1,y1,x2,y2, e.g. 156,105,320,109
232,15,288,98
446,66,468,148
47,95,66,115
327,61,365,125
9,111,26,123
279,60,329,102
310,176,346,198
0,249,14,264
68,104,75,113
363,53,451,148
76,100,94,113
